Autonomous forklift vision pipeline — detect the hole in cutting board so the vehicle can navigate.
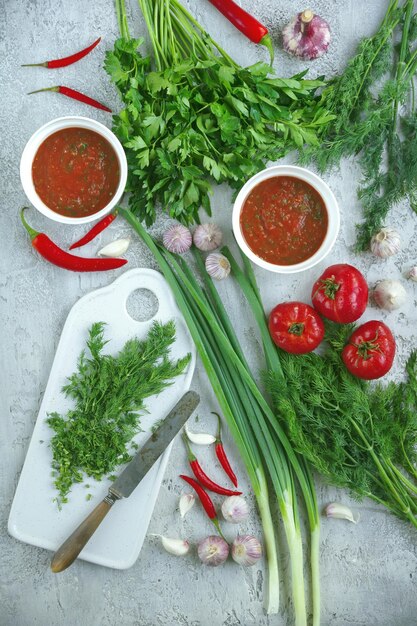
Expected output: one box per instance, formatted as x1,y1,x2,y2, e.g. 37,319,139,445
126,288,159,322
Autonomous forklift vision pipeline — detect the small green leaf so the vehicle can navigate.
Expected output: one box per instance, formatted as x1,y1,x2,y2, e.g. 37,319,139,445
147,72,171,93
167,136,181,152
203,156,222,181
126,136,147,151
219,65,235,86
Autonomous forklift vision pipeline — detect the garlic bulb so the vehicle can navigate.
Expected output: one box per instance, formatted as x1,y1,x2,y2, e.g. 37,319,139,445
157,535,190,556
282,9,331,60
184,422,216,445
205,253,231,280
231,535,262,566
98,238,130,257
373,279,407,311
221,496,249,524
179,493,195,518
163,224,192,254
370,228,401,258
197,535,229,566
193,224,223,251
325,503,360,524
408,266,417,282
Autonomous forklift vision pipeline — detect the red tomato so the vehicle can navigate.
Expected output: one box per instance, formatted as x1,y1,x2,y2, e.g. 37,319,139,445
311,264,368,323
269,302,325,354
342,321,396,380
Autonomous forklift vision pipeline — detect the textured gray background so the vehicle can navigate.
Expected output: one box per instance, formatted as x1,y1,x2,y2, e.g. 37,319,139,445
1,1,417,625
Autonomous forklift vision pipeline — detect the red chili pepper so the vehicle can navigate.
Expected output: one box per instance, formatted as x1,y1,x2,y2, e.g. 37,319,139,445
212,412,238,488
27,86,112,113
180,474,226,539
182,434,241,496
22,37,101,69
207,0,274,63
20,208,127,272
69,211,118,250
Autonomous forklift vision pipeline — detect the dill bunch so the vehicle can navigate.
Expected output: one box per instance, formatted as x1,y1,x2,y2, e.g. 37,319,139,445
47,320,191,507
268,322,417,528
302,0,417,250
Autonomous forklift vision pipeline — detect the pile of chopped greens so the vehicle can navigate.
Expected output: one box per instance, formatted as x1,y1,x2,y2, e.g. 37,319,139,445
301,0,417,250
47,320,190,506
105,0,332,225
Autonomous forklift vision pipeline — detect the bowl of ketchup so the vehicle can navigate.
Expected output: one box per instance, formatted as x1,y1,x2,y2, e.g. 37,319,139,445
20,116,127,224
232,165,340,274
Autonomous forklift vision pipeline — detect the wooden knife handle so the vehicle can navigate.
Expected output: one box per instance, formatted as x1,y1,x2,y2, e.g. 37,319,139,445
51,495,117,573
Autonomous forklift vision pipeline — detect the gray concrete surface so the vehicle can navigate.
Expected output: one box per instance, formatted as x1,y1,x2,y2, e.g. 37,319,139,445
1,1,417,625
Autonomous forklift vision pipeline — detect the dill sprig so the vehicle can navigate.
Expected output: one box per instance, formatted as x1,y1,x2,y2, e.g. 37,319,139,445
47,320,191,507
268,322,417,527
302,0,417,250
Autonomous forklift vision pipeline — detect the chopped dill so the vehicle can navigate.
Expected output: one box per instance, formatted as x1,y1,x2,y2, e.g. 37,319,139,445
47,320,191,507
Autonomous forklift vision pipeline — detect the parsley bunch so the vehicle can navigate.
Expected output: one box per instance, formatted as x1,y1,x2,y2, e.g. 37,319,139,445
47,320,191,506
268,322,417,529
301,0,417,250
105,0,332,225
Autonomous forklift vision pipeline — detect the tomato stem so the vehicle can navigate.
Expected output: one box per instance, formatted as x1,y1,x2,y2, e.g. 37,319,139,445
288,322,305,336
354,332,381,360
319,277,340,300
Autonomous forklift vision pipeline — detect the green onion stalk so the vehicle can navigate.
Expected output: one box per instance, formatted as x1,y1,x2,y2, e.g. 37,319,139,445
222,247,321,626
121,208,320,624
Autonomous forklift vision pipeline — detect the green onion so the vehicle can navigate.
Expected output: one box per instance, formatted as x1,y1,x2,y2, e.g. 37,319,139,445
121,208,320,624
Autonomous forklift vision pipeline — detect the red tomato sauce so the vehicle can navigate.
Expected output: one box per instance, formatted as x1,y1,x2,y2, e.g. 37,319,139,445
240,176,328,265
32,127,120,218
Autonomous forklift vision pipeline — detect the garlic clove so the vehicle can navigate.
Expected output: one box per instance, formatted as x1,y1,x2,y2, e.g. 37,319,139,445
370,228,401,258
184,422,216,445
221,495,249,524
231,535,262,566
98,238,130,257
373,279,407,311
324,502,360,524
282,9,331,60
408,266,417,282
179,493,195,518
197,535,229,566
193,224,223,252
163,224,192,254
159,535,190,556
205,252,231,280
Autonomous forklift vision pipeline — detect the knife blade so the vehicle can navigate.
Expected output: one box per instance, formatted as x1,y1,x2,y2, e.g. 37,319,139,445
109,390,200,499
50,390,200,573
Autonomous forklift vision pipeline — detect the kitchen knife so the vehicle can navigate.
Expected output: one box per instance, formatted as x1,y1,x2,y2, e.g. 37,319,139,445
50,390,200,573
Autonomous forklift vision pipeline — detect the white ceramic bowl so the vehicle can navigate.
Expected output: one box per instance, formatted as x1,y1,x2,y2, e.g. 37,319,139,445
20,116,127,225
232,165,340,274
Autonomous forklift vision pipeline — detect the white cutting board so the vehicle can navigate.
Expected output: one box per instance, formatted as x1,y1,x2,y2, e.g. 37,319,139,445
8,268,196,569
